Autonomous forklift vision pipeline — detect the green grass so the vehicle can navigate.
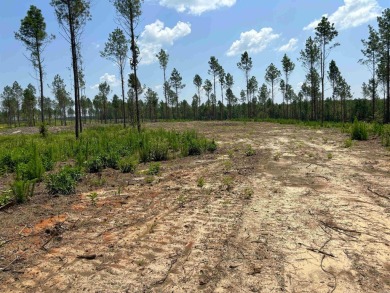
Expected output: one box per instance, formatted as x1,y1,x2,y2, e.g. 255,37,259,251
0,125,216,202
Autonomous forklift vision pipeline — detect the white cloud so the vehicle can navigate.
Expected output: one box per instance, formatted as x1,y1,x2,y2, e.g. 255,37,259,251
139,19,191,65
278,38,298,52
90,73,120,90
159,0,236,15
304,0,382,31
226,28,280,57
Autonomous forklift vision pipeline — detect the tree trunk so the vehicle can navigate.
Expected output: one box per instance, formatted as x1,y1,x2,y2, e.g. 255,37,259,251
120,65,126,127
67,0,80,138
129,5,141,133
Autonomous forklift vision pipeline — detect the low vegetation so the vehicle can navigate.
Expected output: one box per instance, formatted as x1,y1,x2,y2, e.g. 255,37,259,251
0,125,215,205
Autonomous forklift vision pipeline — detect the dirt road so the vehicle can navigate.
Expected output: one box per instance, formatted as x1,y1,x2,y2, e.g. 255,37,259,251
1,122,389,292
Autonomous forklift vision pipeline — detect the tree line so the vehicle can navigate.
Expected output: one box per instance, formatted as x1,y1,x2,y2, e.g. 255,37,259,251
1,2,389,136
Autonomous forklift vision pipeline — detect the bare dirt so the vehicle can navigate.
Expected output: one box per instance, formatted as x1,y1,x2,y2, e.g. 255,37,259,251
0,121,389,293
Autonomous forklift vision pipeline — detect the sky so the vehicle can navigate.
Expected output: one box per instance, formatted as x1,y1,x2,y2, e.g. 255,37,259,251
0,0,388,105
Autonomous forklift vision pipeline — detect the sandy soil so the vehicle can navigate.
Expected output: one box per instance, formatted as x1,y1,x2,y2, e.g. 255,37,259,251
0,121,389,293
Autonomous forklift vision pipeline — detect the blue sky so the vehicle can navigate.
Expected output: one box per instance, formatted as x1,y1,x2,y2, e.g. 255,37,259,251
0,0,388,105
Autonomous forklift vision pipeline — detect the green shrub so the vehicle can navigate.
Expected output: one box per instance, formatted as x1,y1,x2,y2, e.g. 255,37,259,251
371,122,384,136
150,139,169,161
0,190,12,206
119,156,138,173
46,166,82,195
0,153,15,173
245,145,256,156
147,162,160,175
351,118,368,141
86,156,104,173
382,126,390,147
11,179,35,203
102,151,120,169
188,140,201,156
207,139,217,153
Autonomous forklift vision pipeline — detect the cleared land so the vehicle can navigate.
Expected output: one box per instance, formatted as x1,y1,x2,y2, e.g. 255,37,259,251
0,121,389,293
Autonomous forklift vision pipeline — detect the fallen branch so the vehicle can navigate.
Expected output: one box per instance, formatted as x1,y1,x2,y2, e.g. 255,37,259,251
298,242,336,258
319,220,361,235
0,257,19,272
306,247,335,258
0,201,14,212
367,186,389,200
76,254,96,260
155,258,177,285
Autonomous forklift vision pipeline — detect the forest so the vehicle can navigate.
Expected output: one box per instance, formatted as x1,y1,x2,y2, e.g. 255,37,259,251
1,2,390,132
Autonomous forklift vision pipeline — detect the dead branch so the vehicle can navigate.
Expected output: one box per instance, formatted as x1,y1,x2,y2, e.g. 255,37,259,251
367,186,389,200
0,257,19,272
76,254,96,260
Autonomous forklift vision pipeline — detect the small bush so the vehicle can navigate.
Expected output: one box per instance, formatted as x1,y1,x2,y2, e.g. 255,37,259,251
147,162,160,175
150,139,169,161
382,126,390,147
351,118,368,141
371,122,383,136
119,156,138,173
11,179,35,203
188,140,201,156
207,139,217,153
46,166,82,195
86,156,104,173
197,177,205,188
102,151,120,169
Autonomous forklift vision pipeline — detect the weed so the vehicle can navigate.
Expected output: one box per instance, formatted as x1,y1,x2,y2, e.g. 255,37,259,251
273,152,281,161
87,192,98,206
177,194,186,207
90,177,106,187
145,176,154,184
147,162,160,175
243,187,254,199
344,138,353,148
227,150,234,159
327,153,333,160
223,159,233,171
197,177,205,188
222,176,234,191
135,259,146,266
245,145,256,156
